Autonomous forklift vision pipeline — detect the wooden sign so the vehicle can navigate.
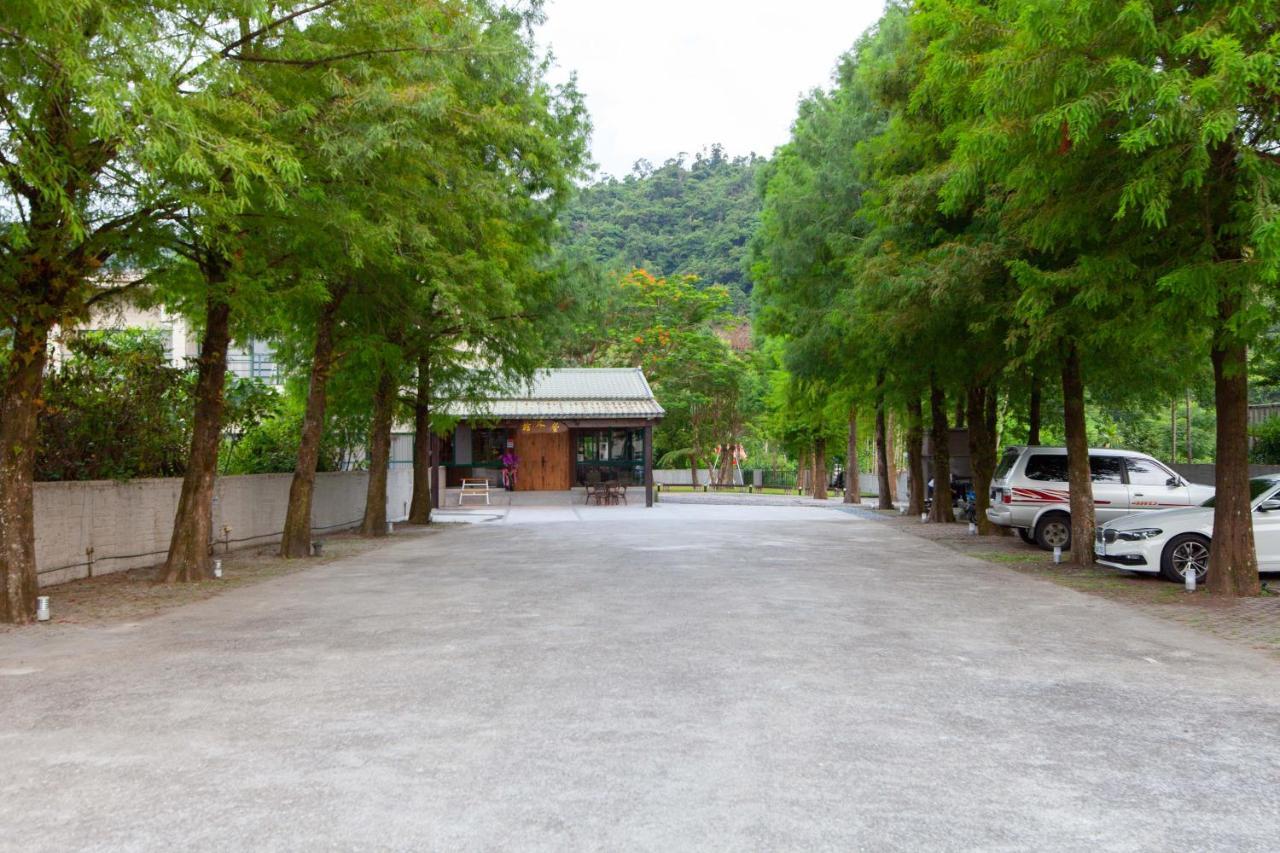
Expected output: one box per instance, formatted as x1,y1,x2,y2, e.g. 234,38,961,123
520,420,567,435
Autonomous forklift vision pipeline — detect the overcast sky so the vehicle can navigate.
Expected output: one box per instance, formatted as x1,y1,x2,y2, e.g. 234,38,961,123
536,0,888,179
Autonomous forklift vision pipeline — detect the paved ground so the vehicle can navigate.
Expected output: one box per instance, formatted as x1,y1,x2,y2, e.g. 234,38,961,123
2,504,1278,851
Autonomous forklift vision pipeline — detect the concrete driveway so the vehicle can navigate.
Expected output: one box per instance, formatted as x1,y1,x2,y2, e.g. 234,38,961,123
1,505,1277,851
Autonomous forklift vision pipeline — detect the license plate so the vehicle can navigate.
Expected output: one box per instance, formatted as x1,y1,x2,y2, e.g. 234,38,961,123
1094,543,1105,556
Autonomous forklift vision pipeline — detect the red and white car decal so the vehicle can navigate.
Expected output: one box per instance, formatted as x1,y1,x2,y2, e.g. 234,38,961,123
1011,487,1112,506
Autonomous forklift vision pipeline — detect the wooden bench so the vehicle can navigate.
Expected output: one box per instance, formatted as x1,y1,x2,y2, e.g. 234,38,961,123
459,478,491,506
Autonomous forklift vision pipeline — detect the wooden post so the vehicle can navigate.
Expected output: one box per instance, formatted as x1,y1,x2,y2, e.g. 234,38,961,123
644,422,655,508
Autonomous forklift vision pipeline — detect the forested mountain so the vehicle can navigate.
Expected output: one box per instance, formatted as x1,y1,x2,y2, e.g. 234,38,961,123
559,145,763,310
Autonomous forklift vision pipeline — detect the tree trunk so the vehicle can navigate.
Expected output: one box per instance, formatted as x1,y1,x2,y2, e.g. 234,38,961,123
968,383,999,535
1028,377,1042,446
1208,341,1260,596
844,405,860,504
906,396,926,515
689,458,700,489
1186,391,1193,464
718,440,736,487
162,293,232,583
885,412,899,502
928,378,954,523
812,437,828,501
875,387,892,510
797,448,810,494
361,368,395,537
408,353,433,524
280,288,346,557
0,320,51,623
1061,343,1094,565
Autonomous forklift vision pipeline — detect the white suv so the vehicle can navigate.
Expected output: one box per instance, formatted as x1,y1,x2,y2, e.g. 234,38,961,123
986,446,1214,551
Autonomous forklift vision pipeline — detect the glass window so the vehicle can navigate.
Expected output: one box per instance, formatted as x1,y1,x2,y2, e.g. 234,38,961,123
1089,456,1124,484
1125,457,1173,486
577,433,597,462
994,448,1020,480
1203,478,1277,507
1024,455,1069,482
473,429,507,464
610,431,628,461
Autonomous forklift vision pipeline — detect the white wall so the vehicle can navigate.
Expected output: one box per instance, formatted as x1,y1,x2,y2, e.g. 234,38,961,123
35,468,414,587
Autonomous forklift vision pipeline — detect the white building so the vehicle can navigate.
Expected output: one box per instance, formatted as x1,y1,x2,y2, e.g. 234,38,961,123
52,278,280,386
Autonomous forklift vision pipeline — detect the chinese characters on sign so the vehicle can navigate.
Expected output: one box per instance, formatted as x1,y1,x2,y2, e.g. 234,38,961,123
521,421,566,435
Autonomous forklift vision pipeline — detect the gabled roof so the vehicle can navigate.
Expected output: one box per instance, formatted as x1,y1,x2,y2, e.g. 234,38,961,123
446,368,664,420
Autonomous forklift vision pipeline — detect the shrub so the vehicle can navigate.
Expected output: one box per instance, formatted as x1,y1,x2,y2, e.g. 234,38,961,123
1250,417,1280,464
37,331,193,481
220,397,354,475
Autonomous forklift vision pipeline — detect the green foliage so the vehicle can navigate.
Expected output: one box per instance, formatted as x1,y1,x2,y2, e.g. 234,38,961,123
749,0,1279,491
35,330,286,482
1251,418,1280,465
220,389,359,476
561,268,756,471
560,147,763,310
36,331,191,481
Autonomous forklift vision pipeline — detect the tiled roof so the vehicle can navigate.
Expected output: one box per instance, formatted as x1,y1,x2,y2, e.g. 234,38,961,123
445,368,665,420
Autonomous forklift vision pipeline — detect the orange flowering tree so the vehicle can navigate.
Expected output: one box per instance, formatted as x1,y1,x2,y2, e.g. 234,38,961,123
570,269,756,483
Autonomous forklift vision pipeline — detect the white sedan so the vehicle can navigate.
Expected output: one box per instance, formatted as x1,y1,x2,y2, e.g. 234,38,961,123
1094,476,1280,583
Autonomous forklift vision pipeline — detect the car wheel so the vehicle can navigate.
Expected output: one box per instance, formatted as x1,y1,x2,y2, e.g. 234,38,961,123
1161,534,1211,584
1017,528,1036,545
1034,513,1071,552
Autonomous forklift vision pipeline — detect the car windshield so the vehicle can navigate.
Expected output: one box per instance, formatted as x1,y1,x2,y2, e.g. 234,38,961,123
1200,478,1277,507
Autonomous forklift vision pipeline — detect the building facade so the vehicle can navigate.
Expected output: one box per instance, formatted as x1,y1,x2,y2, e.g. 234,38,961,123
442,368,665,504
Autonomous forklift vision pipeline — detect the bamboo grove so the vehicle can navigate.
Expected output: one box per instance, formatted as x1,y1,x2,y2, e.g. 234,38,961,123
751,0,1279,596
0,1,588,623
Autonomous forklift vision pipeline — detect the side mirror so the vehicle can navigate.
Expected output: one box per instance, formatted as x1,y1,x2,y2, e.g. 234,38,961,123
1166,476,1182,487
1258,499,1280,513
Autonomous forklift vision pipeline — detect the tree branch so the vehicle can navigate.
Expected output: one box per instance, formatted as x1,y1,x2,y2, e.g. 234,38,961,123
218,0,344,58
226,42,494,70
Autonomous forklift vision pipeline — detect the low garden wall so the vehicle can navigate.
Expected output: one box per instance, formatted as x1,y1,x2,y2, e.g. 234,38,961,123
35,469,414,587
654,469,878,493
1169,463,1280,485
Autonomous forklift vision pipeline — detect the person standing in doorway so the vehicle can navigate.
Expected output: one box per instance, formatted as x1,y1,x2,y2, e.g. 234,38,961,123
501,448,519,491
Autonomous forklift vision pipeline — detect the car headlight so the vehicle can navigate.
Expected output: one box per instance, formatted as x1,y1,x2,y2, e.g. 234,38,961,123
1116,528,1162,541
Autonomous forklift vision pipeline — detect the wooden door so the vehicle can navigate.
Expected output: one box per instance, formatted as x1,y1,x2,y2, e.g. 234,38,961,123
515,430,572,490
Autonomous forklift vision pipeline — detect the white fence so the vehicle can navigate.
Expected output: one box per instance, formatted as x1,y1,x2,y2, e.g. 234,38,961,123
35,469,414,587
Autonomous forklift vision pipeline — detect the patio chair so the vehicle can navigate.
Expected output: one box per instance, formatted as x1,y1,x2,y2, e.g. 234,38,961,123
585,469,605,505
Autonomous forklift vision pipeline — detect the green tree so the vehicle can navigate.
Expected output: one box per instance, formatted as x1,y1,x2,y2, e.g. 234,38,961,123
0,0,320,621
560,148,764,310
566,269,753,484
933,0,1280,593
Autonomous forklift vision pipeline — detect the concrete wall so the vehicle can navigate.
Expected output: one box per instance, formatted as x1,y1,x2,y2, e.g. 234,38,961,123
1169,464,1280,485
35,468,414,587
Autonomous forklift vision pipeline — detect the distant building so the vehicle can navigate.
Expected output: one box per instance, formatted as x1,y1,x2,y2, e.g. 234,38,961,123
51,279,281,386
441,368,665,503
